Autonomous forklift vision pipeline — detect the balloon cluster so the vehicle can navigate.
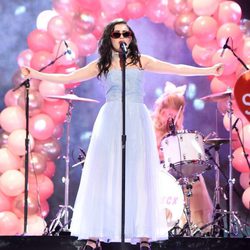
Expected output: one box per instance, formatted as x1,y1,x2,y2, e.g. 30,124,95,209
0,0,250,235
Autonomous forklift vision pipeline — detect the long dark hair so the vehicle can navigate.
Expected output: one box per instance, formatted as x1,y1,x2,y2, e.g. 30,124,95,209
97,18,141,78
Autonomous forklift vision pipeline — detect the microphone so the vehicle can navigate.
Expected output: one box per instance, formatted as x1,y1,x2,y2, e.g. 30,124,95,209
119,41,128,54
63,40,72,55
232,118,240,130
220,37,229,57
168,117,176,135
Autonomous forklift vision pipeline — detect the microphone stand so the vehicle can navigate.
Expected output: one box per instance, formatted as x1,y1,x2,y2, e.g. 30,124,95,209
120,49,127,249
222,44,249,236
13,49,69,234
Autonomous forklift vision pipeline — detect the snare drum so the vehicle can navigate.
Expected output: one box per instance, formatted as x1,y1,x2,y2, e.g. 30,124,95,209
159,169,184,228
161,130,208,178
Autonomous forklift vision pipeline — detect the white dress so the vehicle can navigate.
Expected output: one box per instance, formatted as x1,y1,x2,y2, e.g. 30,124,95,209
70,68,168,244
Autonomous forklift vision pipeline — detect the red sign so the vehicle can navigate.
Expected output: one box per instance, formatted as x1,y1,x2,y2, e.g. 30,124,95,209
234,71,250,122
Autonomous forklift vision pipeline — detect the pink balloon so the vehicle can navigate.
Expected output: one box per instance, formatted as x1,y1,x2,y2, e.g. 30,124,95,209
53,40,79,66
145,0,169,23
7,129,35,156
30,51,56,73
192,16,218,42
73,11,96,33
231,132,241,150
27,29,55,53
0,148,21,174
192,40,218,66
122,0,146,19
42,100,69,124
0,211,20,235
0,129,9,148
11,69,27,87
21,152,47,175
52,0,80,18
217,1,242,25
240,172,250,190
40,200,50,218
232,147,250,173
55,63,80,89
192,0,219,16
186,36,200,50
210,77,228,94
30,113,55,140
39,80,65,101
239,37,250,62
13,193,39,218
17,49,33,67
76,0,101,12
174,12,197,38
235,62,250,79
47,15,72,41
242,187,250,209
100,0,126,14
20,215,47,235
17,90,44,117
0,190,12,212
29,79,41,91
36,10,58,30
52,123,64,139
168,0,193,15
29,174,54,201
239,124,250,150
4,88,24,107
71,32,98,56
216,73,237,88
33,137,61,161
0,106,26,133
212,49,238,76
0,170,25,196
216,23,243,49
43,161,56,178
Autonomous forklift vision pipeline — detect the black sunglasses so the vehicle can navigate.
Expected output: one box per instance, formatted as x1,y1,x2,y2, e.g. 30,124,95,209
110,31,132,39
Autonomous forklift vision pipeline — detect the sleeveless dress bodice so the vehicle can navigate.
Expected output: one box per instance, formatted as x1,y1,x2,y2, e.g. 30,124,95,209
104,68,144,103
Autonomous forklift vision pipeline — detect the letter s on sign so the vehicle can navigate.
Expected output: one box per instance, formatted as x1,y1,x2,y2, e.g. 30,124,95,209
243,93,250,115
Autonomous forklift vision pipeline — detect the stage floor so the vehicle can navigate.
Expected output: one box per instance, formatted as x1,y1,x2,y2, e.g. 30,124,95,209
0,236,249,250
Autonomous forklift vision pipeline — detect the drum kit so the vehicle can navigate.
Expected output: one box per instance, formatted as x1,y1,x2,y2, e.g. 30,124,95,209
159,89,246,237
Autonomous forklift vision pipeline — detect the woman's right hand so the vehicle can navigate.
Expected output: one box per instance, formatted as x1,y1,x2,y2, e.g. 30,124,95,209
20,67,32,78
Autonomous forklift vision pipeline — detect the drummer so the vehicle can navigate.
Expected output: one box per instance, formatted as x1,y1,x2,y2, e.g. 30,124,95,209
152,81,213,232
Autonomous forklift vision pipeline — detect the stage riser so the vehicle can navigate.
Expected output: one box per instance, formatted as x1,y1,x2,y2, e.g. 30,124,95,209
0,236,249,250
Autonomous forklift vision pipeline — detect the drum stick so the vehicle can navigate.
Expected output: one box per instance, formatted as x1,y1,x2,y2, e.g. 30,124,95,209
174,105,183,125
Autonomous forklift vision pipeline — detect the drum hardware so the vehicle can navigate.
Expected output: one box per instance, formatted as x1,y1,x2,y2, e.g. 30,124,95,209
201,90,247,237
46,93,98,235
178,177,202,237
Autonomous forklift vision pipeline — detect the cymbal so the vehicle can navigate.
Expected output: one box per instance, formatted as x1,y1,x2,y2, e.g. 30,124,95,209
46,94,99,103
204,137,230,145
200,89,232,102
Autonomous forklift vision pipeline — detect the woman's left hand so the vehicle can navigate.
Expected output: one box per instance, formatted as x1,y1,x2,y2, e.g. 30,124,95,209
212,63,224,76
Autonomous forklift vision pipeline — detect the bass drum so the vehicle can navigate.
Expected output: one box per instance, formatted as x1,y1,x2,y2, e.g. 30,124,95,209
159,169,184,229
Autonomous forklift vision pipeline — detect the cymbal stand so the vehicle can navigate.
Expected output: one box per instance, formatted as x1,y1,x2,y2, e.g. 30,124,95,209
48,100,74,235
179,177,201,237
226,96,245,236
207,144,226,236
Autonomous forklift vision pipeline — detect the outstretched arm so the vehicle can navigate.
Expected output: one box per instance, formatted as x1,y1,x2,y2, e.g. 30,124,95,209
141,55,223,77
21,60,99,85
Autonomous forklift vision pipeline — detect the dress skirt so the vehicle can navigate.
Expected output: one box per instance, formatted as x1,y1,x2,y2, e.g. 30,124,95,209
70,100,169,244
